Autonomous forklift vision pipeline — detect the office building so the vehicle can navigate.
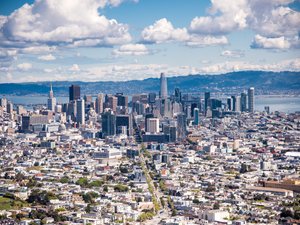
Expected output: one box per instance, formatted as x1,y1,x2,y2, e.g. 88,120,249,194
174,88,181,103
148,93,156,104
0,98,7,112
160,72,168,99
248,87,255,113
146,118,160,133
194,108,199,125
6,102,13,114
76,99,85,125
241,92,247,112
116,114,133,136
102,110,116,137
204,92,210,112
95,93,104,114
177,113,187,140
115,93,128,108
227,97,233,111
233,96,241,112
69,85,80,102
108,96,118,112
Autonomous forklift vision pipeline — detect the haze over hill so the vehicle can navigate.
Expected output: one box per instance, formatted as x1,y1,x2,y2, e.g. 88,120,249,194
0,71,299,96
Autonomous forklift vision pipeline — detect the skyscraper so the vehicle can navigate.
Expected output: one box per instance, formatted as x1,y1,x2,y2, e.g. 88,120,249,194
204,92,210,112
116,114,133,136
227,97,233,111
241,92,247,112
146,118,159,133
76,99,85,125
248,87,255,113
148,93,156,104
108,96,118,112
194,108,199,125
95,93,103,114
160,72,168,99
102,110,116,137
69,85,80,102
47,84,56,112
174,88,181,103
177,113,187,141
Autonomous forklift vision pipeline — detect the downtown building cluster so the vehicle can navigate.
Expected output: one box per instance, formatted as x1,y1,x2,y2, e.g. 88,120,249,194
0,74,299,225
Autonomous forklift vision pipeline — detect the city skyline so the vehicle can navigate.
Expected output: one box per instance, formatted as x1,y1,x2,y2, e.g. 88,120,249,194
0,0,299,83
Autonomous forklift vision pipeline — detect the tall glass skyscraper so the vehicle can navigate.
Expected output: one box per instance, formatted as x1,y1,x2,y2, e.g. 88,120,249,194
69,85,80,102
160,72,168,99
248,87,255,113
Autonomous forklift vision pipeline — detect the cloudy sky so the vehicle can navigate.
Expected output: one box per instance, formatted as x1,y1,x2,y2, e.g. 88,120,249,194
0,0,299,83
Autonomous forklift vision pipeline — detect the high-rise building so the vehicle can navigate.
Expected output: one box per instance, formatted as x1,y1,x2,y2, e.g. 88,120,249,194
241,92,247,112
160,72,168,99
0,98,7,112
235,96,241,112
84,95,93,103
227,97,233,111
95,93,103,114
76,99,85,125
177,113,187,140
204,92,210,112
69,85,80,102
108,96,118,112
115,93,128,108
248,87,255,113
6,101,13,114
232,96,241,112
194,108,199,125
47,84,56,112
146,118,159,133
145,113,154,131
102,110,116,137
174,88,181,103
148,93,156,104
116,114,133,136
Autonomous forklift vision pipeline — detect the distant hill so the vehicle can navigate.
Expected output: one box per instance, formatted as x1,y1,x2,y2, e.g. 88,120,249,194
0,71,299,96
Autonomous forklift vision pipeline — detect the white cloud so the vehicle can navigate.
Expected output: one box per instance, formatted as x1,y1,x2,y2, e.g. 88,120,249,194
189,0,249,35
186,0,300,49
247,1,300,37
186,35,228,47
251,35,292,49
141,18,228,47
199,58,300,74
221,50,245,58
112,44,149,56
21,46,57,54
17,63,32,71
141,18,189,44
38,54,56,61
69,64,80,72
0,0,131,47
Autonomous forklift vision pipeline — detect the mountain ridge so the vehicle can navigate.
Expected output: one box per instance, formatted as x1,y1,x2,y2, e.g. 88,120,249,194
0,71,299,96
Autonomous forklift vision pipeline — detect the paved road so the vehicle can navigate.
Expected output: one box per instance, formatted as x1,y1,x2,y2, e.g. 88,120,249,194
140,154,170,224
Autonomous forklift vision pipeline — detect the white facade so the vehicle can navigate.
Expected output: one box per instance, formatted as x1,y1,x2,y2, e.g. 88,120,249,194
147,118,159,133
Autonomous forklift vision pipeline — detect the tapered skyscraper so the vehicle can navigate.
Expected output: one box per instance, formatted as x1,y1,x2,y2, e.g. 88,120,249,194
47,83,56,112
160,72,168,99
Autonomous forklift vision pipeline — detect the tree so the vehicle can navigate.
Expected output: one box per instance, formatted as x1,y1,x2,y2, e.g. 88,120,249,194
82,192,99,204
59,176,70,184
280,208,293,218
27,190,57,205
114,184,129,192
76,177,89,187
213,202,220,209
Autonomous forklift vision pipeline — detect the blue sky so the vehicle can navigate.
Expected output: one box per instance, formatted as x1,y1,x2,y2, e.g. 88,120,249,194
0,0,299,83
